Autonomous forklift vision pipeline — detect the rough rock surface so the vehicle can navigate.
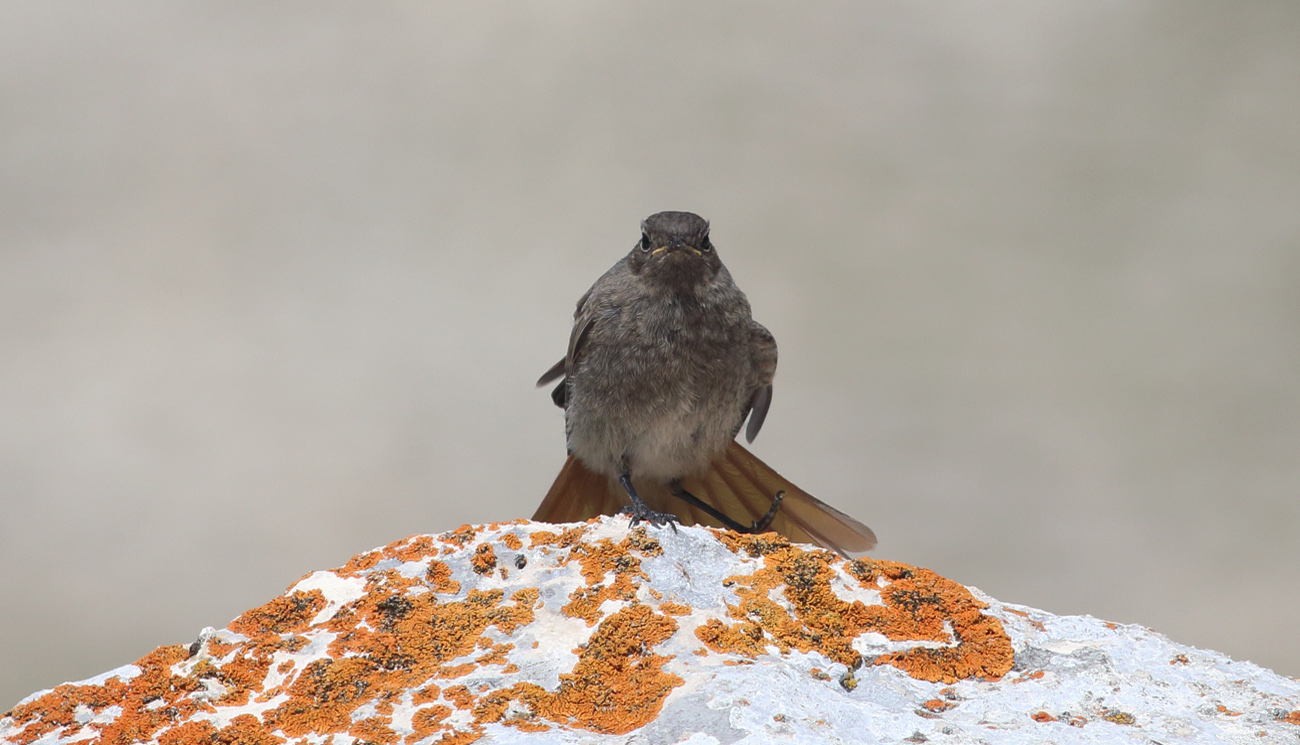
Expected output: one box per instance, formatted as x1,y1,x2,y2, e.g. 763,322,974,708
3,518,1298,744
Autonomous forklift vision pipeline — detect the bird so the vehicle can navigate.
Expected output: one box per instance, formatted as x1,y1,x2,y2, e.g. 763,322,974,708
533,211,876,557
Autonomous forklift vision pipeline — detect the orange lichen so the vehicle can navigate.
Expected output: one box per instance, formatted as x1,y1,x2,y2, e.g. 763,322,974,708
528,526,587,549
475,643,514,667
324,583,533,676
426,560,461,594
158,715,284,745
276,568,536,739
471,543,498,575
559,535,651,625
443,685,477,710
341,550,382,577
3,530,556,745
440,525,480,549
437,730,488,745
5,680,128,744
409,705,453,742
387,535,440,563
350,717,399,744
266,657,379,736
501,534,523,551
228,590,324,636
658,602,691,616
1217,705,1243,717
1279,711,1300,725
218,715,287,745
158,720,221,745
503,589,541,630
434,664,477,680
703,536,1014,683
412,684,441,704
921,698,955,713
206,632,307,708
714,530,793,557
1032,711,1058,723
317,528,685,738
502,604,684,735
504,719,551,733
5,644,209,745
696,619,769,658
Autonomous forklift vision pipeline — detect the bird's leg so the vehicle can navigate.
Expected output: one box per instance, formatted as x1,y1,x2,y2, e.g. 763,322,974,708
616,473,679,531
669,482,785,534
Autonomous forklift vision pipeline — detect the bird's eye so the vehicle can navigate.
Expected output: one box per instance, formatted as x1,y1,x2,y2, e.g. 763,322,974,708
701,237,713,253
640,233,651,252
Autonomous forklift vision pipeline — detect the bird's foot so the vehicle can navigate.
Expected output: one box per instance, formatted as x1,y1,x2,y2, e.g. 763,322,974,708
616,472,679,531
618,502,680,531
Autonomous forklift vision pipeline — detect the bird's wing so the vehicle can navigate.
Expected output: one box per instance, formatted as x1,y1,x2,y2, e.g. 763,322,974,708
743,321,778,443
536,288,598,406
536,357,566,387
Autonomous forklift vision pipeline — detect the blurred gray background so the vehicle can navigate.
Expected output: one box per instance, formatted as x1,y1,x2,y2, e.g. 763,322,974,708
2,1,1298,708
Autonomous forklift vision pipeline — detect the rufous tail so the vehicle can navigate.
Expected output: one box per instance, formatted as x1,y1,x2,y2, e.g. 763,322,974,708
533,441,876,557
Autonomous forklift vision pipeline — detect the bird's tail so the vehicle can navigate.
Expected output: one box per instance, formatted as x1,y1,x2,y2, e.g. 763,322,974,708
533,441,876,557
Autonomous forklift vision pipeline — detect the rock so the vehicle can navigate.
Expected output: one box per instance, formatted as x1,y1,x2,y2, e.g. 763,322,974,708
3,517,1298,744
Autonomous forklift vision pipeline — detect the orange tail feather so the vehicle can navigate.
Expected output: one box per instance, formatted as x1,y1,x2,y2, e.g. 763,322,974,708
531,454,621,524
534,442,876,557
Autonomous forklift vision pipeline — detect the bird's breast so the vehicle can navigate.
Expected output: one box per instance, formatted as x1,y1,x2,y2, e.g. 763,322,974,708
564,293,753,479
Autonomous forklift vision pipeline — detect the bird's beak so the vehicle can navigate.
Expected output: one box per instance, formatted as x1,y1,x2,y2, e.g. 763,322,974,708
651,240,702,257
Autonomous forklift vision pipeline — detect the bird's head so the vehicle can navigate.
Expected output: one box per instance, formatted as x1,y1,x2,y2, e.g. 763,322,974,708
627,211,723,288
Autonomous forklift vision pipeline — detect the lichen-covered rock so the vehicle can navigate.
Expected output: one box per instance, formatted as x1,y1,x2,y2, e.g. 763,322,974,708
3,518,1298,744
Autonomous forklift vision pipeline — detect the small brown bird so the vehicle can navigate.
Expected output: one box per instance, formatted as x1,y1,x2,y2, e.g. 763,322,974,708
534,211,876,556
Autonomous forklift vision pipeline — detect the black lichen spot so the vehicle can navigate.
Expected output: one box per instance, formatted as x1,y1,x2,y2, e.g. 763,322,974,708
888,588,944,615
626,528,662,555
375,595,414,629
